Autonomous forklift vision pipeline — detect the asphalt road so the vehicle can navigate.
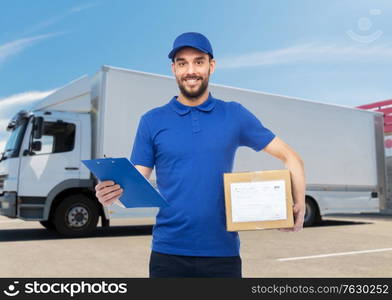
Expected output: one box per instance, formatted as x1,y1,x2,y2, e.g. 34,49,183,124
0,214,391,277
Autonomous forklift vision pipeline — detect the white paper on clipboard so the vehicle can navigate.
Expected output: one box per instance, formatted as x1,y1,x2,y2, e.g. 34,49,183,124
230,180,287,222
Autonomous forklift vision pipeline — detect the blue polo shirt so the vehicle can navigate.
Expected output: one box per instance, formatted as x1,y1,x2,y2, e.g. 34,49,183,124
130,92,276,257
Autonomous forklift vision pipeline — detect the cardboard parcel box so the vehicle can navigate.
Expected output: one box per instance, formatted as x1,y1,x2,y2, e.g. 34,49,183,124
223,169,294,231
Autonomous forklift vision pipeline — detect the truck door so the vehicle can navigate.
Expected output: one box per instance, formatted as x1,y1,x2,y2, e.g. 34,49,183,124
18,117,81,210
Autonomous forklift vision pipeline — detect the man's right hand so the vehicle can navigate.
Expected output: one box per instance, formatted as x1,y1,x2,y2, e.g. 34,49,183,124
95,180,123,207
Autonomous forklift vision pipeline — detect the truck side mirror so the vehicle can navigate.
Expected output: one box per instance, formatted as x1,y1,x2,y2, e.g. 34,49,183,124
33,117,43,139
31,141,42,152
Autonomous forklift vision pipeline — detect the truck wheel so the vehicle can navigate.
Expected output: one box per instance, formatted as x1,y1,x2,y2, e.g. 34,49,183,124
303,198,317,227
53,194,99,237
39,220,55,230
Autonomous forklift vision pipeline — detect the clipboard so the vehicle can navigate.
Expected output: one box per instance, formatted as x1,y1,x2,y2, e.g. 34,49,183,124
81,157,169,208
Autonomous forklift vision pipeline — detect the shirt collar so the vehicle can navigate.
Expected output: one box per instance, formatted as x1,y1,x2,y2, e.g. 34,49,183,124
169,92,217,116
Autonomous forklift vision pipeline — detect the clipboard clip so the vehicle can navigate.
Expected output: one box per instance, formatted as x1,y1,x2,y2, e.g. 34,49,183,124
96,154,114,164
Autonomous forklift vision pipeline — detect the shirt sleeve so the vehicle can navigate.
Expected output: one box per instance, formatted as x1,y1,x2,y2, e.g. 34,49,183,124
130,115,155,168
236,102,276,152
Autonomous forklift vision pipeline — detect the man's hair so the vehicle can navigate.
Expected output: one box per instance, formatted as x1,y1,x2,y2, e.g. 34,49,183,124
172,53,213,63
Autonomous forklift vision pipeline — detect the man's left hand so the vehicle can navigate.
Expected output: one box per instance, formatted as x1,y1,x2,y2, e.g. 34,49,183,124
277,202,305,232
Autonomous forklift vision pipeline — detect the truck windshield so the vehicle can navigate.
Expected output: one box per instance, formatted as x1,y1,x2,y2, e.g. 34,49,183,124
1,119,28,160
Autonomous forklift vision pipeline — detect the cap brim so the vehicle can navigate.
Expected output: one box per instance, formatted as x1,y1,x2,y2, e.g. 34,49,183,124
168,45,210,60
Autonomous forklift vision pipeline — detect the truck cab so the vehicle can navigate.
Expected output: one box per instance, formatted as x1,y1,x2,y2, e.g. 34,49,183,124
0,79,108,237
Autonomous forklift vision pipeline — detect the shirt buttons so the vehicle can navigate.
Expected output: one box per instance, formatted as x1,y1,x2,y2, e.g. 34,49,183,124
191,109,199,120
190,109,200,133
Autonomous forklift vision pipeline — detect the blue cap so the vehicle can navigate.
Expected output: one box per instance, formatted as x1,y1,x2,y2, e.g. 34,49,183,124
168,32,213,61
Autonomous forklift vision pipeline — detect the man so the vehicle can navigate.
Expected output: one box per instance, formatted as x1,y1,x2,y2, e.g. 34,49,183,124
95,32,306,278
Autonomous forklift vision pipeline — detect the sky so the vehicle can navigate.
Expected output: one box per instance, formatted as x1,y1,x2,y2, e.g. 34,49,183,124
0,0,391,151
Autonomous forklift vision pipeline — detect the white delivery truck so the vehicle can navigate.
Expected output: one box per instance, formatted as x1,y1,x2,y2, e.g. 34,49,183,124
0,65,386,237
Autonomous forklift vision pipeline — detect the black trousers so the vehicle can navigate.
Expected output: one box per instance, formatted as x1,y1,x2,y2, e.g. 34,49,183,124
149,250,242,278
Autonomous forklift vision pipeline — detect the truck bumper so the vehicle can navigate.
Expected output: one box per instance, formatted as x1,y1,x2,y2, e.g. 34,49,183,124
0,192,17,218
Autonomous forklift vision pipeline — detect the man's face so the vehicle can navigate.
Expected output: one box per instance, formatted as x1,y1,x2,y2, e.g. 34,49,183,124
171,47,215,100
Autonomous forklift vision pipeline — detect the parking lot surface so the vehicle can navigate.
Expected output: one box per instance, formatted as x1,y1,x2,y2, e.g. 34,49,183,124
0,214,391,277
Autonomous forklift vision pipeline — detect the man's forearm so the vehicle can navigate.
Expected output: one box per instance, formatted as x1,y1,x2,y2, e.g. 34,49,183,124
284,155,306,206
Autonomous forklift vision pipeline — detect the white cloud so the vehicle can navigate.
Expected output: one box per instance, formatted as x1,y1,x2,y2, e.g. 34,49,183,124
0,118,10,149
0,33,65,66
69,2,99,13
23,17,66,36
22,2,99,35
0,90,56,109
218,43,392,69
0,89,56,152
0,119,9,130
0,140,6,153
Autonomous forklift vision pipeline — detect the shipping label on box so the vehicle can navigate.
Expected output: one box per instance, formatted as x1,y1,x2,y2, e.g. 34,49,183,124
223,169,294,231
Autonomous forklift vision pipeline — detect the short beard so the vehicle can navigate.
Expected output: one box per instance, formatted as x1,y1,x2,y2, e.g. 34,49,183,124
177,70,210,100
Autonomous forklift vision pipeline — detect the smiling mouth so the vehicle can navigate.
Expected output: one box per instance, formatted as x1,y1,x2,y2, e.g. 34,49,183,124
183,77,201,85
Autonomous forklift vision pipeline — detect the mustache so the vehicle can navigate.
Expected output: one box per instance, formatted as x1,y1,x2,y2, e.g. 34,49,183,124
182,76,202,80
